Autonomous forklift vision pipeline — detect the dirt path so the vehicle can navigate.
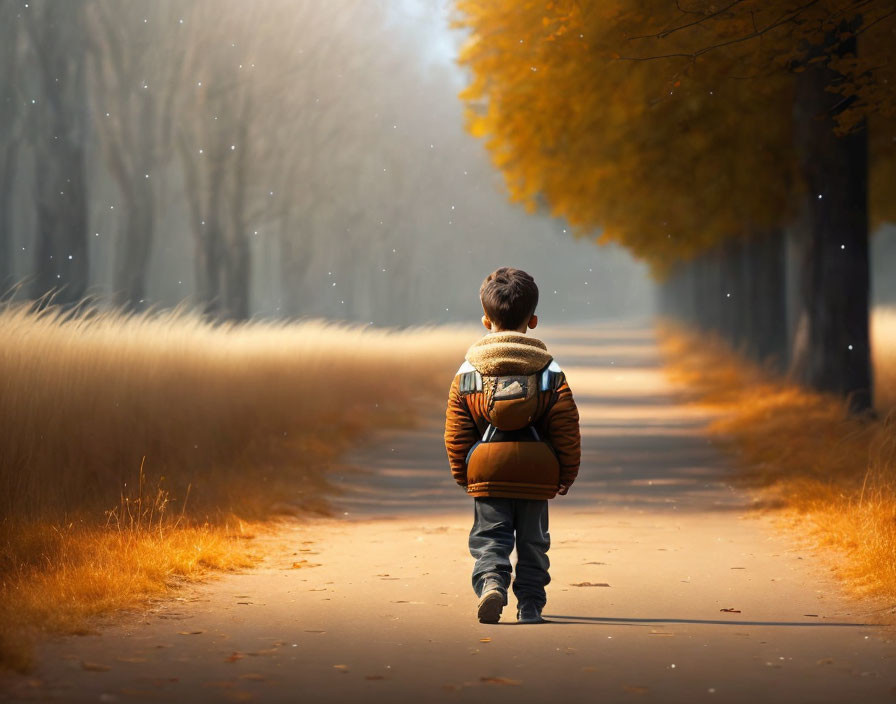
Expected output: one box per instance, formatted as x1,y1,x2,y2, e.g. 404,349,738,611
4,322,894,703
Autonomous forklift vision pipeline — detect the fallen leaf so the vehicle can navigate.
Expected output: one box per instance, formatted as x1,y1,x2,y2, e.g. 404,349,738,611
225,652,244,663
178,631,204,635
570,582,610,587
333,664,349,673
583,561,607,565
623,685,649,694
803,614,819,617
304,630,326,634
81,661,110,672
720,608,742,613
291,560,320,569
479,638,491,643
817,657,834,665
480,677,521,686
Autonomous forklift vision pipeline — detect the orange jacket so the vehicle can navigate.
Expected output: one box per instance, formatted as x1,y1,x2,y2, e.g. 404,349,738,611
444,332,581,499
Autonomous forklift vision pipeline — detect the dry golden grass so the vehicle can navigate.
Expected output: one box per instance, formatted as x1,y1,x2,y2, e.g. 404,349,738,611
658,308,896,604
0,303,470,670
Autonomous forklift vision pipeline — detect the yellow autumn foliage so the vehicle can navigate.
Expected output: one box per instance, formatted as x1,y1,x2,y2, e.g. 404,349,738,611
455,1,896,267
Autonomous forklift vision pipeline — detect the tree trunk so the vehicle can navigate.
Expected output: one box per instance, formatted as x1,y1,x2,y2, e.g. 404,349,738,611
28,3,90,307
224,113,251,321
0,143,16,294
745,230,788,370
718,239,743,349
113,181,154,312
31,140,89,306
792,25,872,412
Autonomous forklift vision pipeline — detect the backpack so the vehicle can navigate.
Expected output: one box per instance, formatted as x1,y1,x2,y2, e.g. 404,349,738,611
458,361,565,495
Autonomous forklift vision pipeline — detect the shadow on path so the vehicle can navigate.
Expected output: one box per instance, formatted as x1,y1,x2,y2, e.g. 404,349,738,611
541,615,872,628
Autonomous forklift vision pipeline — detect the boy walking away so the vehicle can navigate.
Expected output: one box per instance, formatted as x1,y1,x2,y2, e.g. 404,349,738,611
444,267,581,624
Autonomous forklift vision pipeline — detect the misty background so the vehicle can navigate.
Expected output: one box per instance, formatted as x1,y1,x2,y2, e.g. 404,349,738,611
2,0,894,328
0,0,658,327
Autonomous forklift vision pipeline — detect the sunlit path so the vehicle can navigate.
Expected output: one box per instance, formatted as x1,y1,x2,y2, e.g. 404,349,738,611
5,323,894,704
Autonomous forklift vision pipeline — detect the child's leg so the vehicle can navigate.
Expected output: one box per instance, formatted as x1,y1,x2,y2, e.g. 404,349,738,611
511,499,550,609
468,497,514,600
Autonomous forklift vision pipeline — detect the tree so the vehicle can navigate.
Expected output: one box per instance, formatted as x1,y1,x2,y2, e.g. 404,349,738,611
456,0,795,362
84,1,191,312
623,2,895,411
455,0,896,410
23,0,91,306
0,1,22,294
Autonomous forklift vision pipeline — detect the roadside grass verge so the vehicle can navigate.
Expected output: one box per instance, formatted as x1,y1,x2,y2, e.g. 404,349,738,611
657,308,896,605
0,303,468,671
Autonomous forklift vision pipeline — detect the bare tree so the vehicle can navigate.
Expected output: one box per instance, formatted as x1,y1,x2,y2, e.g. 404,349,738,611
0,1,22,293
85,1,192,311
23,0,91,306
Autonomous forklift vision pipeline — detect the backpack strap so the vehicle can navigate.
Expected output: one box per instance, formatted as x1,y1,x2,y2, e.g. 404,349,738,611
536,360,565,421
455,360,483,395
539,360,565,392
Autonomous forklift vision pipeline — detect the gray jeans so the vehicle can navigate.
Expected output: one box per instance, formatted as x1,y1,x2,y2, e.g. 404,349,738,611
469,497,551,609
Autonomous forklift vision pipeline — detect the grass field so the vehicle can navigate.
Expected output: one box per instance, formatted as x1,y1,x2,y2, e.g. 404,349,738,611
659,307,896,605
0,304,469,670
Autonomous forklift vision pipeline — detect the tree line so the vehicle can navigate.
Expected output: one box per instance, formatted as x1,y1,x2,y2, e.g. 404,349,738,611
0,0,428,321
1,0,655,327
456,0,895,413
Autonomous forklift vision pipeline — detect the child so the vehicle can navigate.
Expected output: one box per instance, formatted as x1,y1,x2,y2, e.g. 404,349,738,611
444,267,581,624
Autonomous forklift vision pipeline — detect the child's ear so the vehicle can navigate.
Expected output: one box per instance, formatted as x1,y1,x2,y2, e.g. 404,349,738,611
482,314,492,331
528,314,538,330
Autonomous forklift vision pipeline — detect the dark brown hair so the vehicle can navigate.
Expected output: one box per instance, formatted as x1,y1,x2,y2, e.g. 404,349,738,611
479,267,539,330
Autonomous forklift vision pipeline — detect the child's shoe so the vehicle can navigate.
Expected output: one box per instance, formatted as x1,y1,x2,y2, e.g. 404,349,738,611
477,580,506,623
516,602,544,624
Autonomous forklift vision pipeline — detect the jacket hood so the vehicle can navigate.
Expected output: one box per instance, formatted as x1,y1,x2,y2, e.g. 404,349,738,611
464,331,552,376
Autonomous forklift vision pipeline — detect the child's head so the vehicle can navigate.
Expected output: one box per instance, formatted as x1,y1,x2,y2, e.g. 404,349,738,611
479,267,539,333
